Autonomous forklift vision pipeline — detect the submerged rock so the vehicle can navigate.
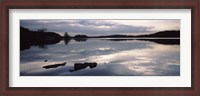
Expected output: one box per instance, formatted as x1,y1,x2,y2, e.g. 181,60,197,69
69,62,97,72
43,62,67,69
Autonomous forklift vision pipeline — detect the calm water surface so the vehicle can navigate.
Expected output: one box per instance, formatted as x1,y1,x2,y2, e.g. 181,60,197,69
20,39,180,76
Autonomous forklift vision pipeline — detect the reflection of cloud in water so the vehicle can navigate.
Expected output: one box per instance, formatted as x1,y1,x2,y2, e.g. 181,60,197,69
20,39,180,76
88,44,179,63
20,61,60,74
97,47,113,51
86,44,179,76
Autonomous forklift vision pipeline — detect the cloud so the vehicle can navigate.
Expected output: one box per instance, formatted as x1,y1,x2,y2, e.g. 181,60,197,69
20,20,154,36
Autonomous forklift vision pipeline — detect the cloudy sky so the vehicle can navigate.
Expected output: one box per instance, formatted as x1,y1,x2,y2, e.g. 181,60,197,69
20,19,180,36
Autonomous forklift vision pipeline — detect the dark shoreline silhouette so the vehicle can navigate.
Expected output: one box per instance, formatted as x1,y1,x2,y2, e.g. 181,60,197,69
103,38,180,45
20,27,180,51
86,30,180,38
137,39,180,45
20,26,62,51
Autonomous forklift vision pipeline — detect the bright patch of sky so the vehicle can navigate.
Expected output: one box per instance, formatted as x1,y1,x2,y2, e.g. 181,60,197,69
20,19,180,36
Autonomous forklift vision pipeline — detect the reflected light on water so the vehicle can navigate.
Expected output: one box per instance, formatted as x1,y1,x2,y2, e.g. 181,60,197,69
87,44,179,75
20,39,180,76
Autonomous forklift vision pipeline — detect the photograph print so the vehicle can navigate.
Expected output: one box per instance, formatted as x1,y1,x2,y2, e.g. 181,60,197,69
20,19,180,76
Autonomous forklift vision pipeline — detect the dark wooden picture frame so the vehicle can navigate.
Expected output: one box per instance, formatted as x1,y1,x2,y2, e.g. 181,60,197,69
0,0,199,96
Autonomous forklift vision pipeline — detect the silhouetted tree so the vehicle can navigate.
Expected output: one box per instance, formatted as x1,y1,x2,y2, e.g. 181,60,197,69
64,32,70,37
63,32,71,45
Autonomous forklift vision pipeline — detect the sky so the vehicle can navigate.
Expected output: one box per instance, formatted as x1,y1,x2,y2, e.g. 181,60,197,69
20,19,180,36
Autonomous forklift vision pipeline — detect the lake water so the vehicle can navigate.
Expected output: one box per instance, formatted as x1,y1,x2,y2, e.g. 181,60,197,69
20,38,180,76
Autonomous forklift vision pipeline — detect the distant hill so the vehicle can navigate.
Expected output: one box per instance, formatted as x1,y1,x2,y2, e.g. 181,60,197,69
89,30,180,38
135,30,180,38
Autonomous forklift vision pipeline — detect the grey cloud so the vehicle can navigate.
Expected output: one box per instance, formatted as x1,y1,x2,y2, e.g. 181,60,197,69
20,20,154,36
78,20,116,26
